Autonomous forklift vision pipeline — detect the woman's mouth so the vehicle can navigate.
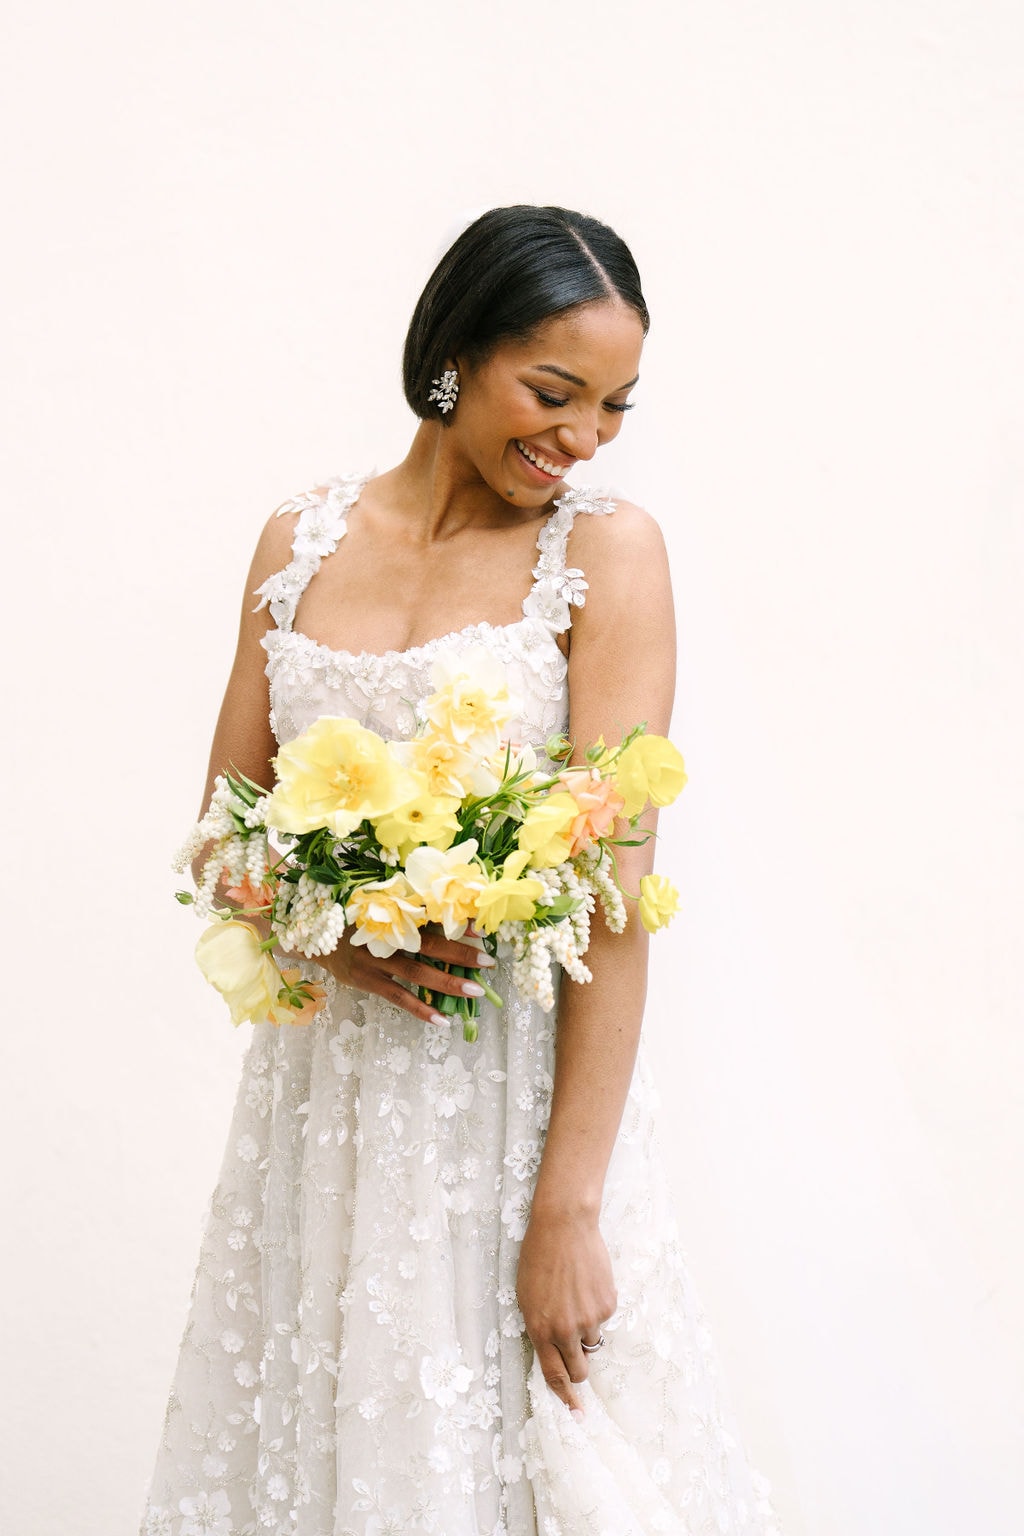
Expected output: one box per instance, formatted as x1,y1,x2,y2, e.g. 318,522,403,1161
515,439,570,480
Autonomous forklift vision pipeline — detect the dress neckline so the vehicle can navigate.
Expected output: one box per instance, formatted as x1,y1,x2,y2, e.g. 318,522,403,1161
256,472,615,663
278,614,542,668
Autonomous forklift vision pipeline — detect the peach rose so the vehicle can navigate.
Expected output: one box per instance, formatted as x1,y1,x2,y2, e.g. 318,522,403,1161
557,768,627,854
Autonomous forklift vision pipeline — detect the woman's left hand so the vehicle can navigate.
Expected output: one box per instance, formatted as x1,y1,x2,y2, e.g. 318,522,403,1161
516,1206,617,1417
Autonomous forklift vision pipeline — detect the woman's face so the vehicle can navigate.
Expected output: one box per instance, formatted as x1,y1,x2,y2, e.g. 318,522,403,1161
450,298,645,504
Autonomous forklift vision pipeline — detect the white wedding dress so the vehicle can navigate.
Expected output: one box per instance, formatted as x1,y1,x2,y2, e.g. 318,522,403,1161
142,476,783,1536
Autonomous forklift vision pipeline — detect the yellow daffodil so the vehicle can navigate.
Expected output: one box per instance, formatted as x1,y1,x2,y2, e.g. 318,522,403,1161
474,850,545,935
404,840,489,939
267,717,416,837
195,920,298,1026
638,873,682,933
613,735,688,818
517,792,580,869
372,780,463,861
345,873,428,958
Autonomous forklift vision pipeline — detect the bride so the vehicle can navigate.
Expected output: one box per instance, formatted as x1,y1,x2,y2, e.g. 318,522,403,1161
143,205,782,1536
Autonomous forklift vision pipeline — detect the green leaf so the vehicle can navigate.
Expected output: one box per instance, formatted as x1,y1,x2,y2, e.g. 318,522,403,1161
174,890,195,905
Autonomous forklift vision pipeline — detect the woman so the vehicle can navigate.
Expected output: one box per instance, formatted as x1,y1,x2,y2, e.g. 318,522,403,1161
144,206,782,1536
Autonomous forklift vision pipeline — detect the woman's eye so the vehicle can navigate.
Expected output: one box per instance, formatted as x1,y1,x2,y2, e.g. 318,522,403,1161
604,401,635,414
533,388,569,408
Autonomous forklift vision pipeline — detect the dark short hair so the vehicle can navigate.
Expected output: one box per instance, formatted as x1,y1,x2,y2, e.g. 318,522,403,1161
403,205,649,423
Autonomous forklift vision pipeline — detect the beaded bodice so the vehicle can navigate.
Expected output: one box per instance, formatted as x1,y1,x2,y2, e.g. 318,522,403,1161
255,473,617,749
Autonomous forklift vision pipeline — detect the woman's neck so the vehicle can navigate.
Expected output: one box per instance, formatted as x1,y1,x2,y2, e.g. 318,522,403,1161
381,422,537,542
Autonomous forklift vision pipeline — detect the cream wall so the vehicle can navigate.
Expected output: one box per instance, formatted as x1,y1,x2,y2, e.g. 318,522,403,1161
2,3,1021,1532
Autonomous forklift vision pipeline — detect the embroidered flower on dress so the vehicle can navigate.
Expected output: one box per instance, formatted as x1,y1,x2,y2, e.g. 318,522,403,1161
553,568,589,605
292,503,348,560
553,485,617,518
500,1189,533,1242
421,1016,453,1059
178,1489,232,1536
423,1055,475,1117
245,1074,274,1117
329,1019,365,1076
503,1139,542,1182
385,1044,412,1075
419,1344,473,1407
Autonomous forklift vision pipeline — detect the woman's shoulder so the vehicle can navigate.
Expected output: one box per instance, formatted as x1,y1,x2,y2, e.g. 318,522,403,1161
560,488,667,574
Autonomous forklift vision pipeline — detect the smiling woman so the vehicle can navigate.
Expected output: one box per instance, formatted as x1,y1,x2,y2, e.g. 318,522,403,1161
142,206,785,1536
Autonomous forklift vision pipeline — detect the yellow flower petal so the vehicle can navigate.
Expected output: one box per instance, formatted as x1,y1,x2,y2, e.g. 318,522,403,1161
345,874,428,959
474,853,545,935
517,792,579,869
372,779,462,861
614,735,688,818
266,717,415,836
638,873,682,933
195,920,287,1026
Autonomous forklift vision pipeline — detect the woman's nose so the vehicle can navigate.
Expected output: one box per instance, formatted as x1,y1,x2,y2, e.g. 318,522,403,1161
556,415,600,461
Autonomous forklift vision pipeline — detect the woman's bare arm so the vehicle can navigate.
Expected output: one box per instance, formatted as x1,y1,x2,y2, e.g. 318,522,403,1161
515,502,677,1415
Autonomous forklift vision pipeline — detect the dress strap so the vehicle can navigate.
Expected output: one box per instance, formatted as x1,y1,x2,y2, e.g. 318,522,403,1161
522,484,617,635
252,473,367,632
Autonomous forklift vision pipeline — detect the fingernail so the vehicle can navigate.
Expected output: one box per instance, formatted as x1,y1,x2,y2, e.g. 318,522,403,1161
571,1408,584,1423
475,955,496,968
462,981,485,997
430,1013,448,1026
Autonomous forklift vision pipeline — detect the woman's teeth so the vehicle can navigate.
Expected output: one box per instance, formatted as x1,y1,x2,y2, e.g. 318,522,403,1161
516,440,564,477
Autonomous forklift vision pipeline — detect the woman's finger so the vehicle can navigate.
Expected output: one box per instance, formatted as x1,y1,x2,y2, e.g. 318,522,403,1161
360,969,453,1025
418,930,495,970
385,952,488,1000
562,1336,591,1388
535,1339,583,1417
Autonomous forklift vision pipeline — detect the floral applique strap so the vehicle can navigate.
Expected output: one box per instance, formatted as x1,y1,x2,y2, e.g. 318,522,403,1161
252,473,368,632
522,484,617,636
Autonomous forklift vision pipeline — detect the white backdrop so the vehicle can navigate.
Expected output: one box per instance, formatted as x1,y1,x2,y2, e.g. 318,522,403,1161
2,3,1022,1533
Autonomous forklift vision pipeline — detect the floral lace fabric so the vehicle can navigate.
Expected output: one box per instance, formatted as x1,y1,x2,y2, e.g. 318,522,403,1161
143,479,783,1536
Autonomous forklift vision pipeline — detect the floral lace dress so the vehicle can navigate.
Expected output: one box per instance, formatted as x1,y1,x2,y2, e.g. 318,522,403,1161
142,476,783,1536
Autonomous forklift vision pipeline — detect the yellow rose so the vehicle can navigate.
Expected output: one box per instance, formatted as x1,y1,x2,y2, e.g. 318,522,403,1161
372,778,462,861
267,717,415,837
345,873,428,958
394,732,477,799
638,873,682,933
404,840,489,939
613,735,688,818
474,850,545,935
424,646,515,756
195,920,295,1026
517,792,579,869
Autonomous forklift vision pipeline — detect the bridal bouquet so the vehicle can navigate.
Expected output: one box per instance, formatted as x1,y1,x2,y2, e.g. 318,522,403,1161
175,647,686,1040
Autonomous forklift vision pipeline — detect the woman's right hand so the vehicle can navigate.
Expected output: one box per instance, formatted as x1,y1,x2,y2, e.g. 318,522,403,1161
319,925,495,1024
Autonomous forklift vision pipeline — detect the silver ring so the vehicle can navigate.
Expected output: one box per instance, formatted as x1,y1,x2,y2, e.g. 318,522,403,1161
580,1332,605,1353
